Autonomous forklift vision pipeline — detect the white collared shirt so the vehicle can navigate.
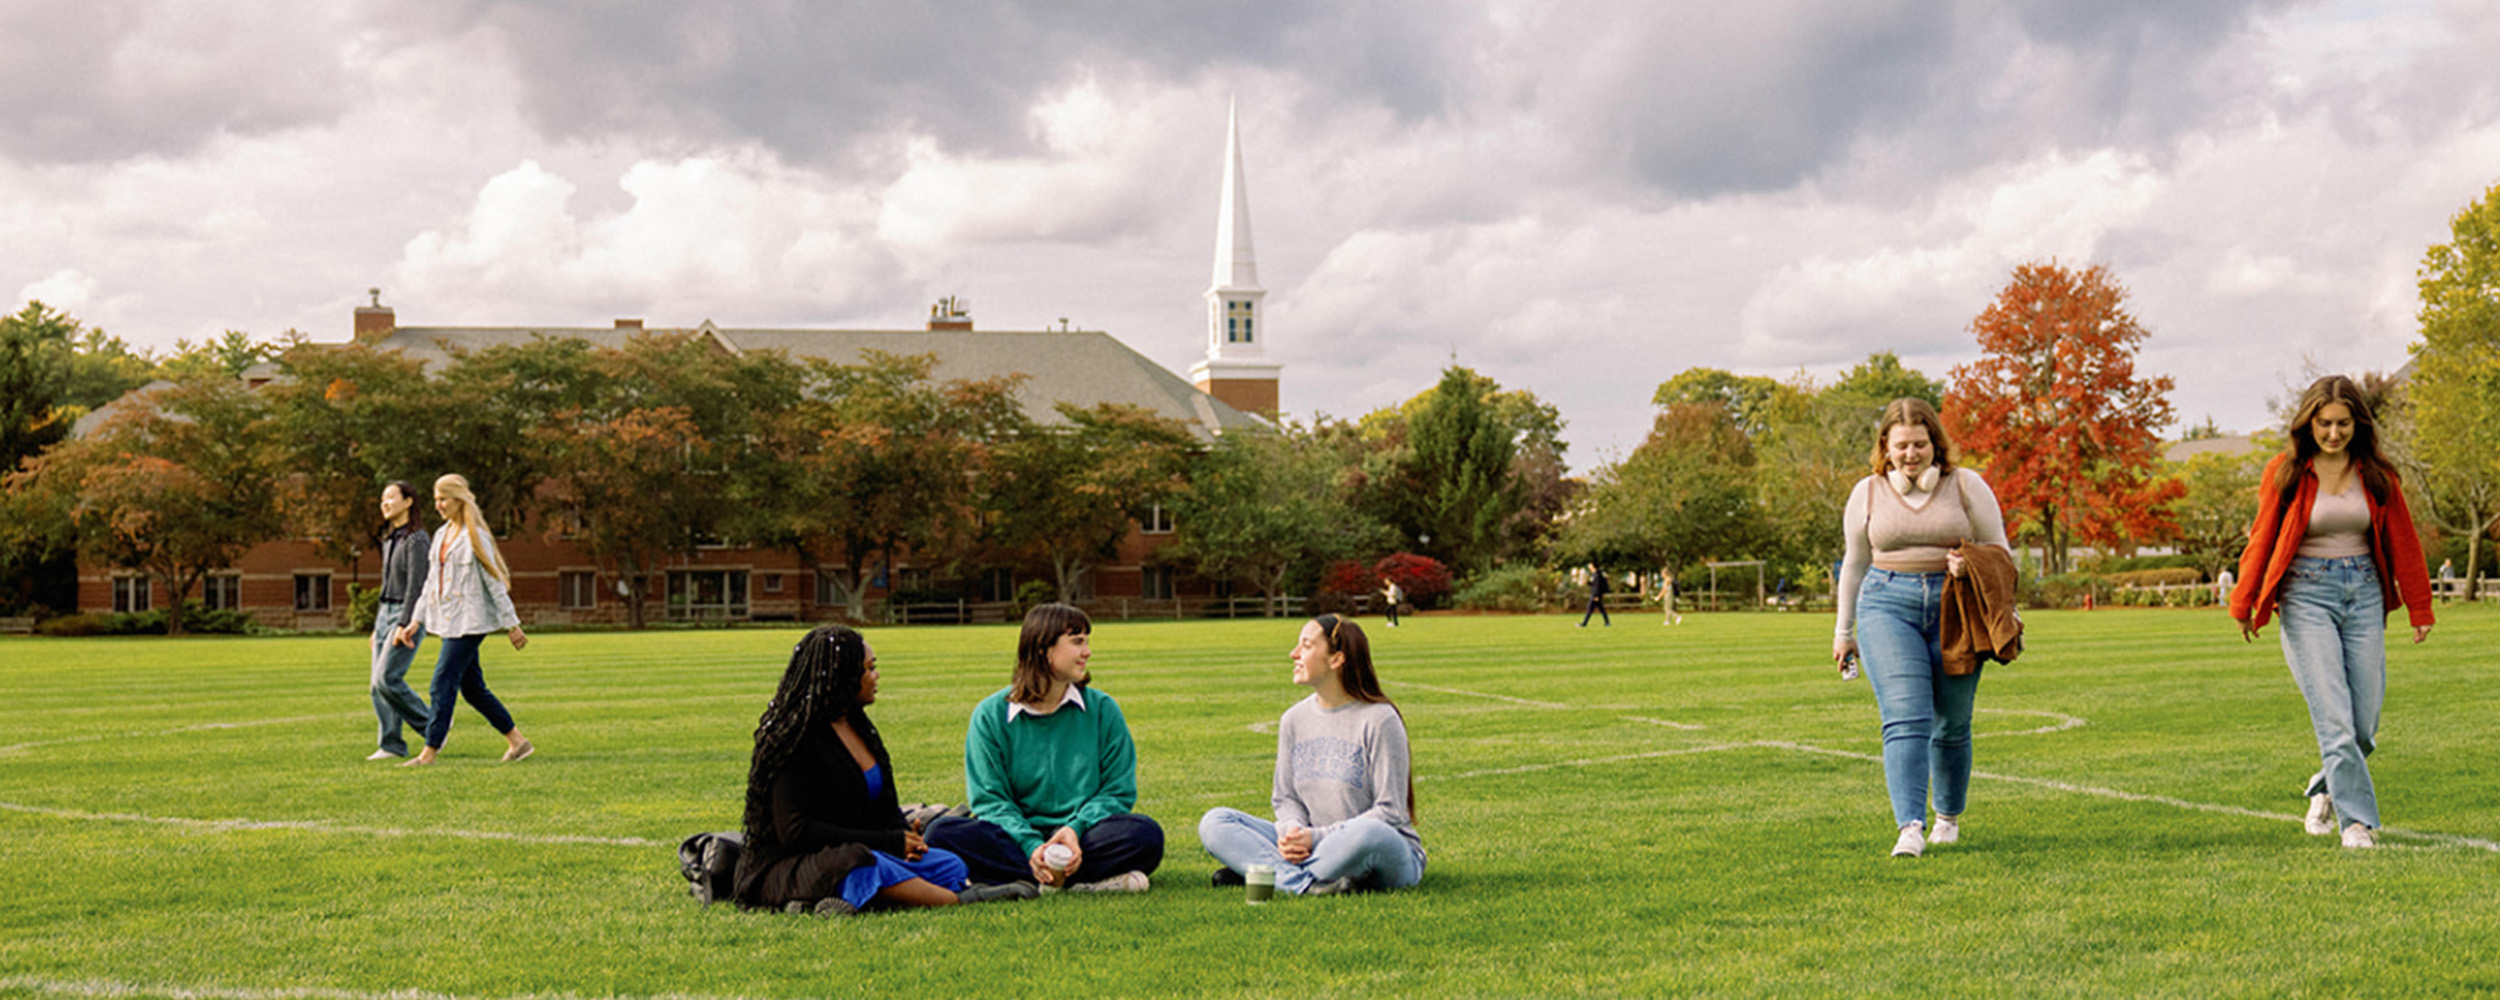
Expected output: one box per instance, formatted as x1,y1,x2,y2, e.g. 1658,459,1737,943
1007,685,1087,722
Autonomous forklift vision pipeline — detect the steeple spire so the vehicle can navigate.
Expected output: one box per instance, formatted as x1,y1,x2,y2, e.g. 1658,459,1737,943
1190,96,1282,416
1213,96,1258,291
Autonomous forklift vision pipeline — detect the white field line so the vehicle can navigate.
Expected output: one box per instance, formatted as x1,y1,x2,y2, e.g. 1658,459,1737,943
0,801,663,848
1396,682,1572,709
1970,707,2088,738
1620,715,1706,731
0,976,765,1000
0,715,342,756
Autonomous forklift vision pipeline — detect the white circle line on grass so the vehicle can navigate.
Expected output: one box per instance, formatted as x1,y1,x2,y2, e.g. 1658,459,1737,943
1620,715,1706,731
0,975,766,1000
1969,707,2088,738
0,715,342,756
0,801,666,848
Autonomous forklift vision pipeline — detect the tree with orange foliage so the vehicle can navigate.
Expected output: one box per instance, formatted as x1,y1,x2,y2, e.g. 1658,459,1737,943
1945,261,2182,575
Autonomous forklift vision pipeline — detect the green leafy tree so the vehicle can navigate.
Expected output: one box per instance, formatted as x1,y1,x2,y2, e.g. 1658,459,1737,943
1556,403,1760,577
5,378,281,634
988,403,1198,600
2167,449,2268,579
534,404,714,629
738,351,1024,619
1826,351,1944,410
2407,180,2500,600
1371,367,1523,572
1165,423,1388,613
262,339,437,582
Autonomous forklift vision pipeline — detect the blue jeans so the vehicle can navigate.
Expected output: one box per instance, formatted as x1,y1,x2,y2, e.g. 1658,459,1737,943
2277,554,2386,829
422,633,517,751
1856,568,1982,829
921,813,1164,887
1198,808,1425,894
367,601,432,756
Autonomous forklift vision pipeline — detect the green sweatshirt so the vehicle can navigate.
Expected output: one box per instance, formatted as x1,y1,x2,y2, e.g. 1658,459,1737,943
962,686,1141,855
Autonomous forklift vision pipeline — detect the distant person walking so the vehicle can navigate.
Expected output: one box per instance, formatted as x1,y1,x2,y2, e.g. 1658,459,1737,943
2214,567,2235,607
1199,615,1424,896
393,474,536,767
2437,558,2454,603
365,481,433,761
1833,399,2012,858
2229,375,2434,850
1578,563,1611,627
1658,569,1683,626
1379,576,1403,628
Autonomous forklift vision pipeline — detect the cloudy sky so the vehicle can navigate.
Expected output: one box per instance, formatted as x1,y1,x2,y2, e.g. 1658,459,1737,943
6,0,2497,467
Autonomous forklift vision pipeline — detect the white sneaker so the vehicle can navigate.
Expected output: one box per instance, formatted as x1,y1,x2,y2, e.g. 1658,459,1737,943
2304,794,2336,836
1929,814,1960,846
2341,823,2376,849
365,749,404,761
1891,822,1926,858
1068,870,1150,893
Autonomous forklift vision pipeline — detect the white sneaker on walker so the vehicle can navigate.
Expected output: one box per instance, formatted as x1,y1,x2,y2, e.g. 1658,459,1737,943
1069,870,1150,893
1929,814,1960,846
1891,822,1925,858
2304,794,2336,836
2341,823,2376,849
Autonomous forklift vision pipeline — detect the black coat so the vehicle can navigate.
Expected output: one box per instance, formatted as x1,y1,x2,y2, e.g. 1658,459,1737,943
732,721,910,908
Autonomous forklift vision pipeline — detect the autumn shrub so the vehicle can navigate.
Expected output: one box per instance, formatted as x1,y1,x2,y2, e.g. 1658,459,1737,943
1318,560,1374,596
1375,553,1453,609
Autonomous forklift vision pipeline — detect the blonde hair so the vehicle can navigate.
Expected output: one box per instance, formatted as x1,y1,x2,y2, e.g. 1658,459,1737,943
433,474,508,584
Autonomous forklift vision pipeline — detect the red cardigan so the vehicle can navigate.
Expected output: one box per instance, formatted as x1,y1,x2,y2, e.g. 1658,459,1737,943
2229,453,2435,631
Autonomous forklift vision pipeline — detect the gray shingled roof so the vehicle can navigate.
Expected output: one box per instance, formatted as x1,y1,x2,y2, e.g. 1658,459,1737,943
372,323,1263,438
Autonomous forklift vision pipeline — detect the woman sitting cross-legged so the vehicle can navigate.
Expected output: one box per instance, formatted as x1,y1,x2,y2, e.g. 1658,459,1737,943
923,603,1164,892
1200,614,1425,896
731,625,1037,915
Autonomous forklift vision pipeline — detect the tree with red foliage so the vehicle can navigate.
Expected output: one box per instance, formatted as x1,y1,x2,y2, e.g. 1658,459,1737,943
1373,553,1452,609
1945,261,2182,575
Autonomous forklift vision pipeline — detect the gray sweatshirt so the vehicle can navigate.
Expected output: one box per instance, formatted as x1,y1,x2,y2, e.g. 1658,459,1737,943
1272,695,1422,855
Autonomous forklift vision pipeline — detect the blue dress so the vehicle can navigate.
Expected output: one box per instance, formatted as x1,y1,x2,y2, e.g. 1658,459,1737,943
839,764,970,909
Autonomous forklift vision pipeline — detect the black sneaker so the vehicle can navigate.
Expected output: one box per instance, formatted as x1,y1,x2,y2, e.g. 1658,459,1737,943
785,898,855,917
1307,876,1357,896
957,881,1040,904
1210,867,1245,888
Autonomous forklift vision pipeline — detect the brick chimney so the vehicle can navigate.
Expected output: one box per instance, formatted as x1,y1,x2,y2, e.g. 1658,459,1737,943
353,288,395,343
927,295,972,331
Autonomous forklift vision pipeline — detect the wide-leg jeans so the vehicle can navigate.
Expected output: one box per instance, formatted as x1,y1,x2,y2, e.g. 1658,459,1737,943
2277,554,2387,830
1856,568,1982,830
367,600,432,756
1199,807,1425,894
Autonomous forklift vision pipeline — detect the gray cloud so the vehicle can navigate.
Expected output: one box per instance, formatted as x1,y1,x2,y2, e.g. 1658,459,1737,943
0,1,360,163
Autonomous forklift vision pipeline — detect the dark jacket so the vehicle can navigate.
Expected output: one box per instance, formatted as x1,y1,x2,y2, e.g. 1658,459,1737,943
1940,542,2022,677
2229,453,2434,632
732,722,909,909
375,522,431,630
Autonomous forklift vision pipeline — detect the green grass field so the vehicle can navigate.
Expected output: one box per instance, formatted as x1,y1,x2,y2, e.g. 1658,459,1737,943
5,605,2499,999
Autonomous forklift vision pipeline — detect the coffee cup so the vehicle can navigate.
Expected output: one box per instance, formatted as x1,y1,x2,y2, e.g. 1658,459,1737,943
1245,864,1276,903
1042,843,1075,881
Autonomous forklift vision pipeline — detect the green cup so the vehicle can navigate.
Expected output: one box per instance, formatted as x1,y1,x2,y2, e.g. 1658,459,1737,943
1245,864,1276,903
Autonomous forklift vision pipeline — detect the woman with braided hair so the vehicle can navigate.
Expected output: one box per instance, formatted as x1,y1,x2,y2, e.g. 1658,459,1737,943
731,625,1037,915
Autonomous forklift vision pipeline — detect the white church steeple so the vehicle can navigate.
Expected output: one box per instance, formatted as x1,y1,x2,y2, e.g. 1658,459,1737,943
1190,97,1283,415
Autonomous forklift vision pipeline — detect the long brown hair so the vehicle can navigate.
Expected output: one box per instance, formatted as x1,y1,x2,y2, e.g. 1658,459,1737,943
1310,614,1415,818
1866,398,1957,479
1011,602,1092,705
2275,375,2395,513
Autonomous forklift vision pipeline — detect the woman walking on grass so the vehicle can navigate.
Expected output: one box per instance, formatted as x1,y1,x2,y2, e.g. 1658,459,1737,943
2229,375,2434,850
923,603,1164,892
392,474,534,767
1833,399,2011,858
730,626,1037,915
1200,614,1424,895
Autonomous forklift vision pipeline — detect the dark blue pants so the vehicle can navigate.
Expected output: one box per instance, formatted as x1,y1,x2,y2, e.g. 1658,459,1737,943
923,813,1164,886
422,633,517,750
1581,597,1610,626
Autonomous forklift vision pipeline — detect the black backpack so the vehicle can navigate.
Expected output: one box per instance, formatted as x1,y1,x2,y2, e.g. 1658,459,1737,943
677,831,744,907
